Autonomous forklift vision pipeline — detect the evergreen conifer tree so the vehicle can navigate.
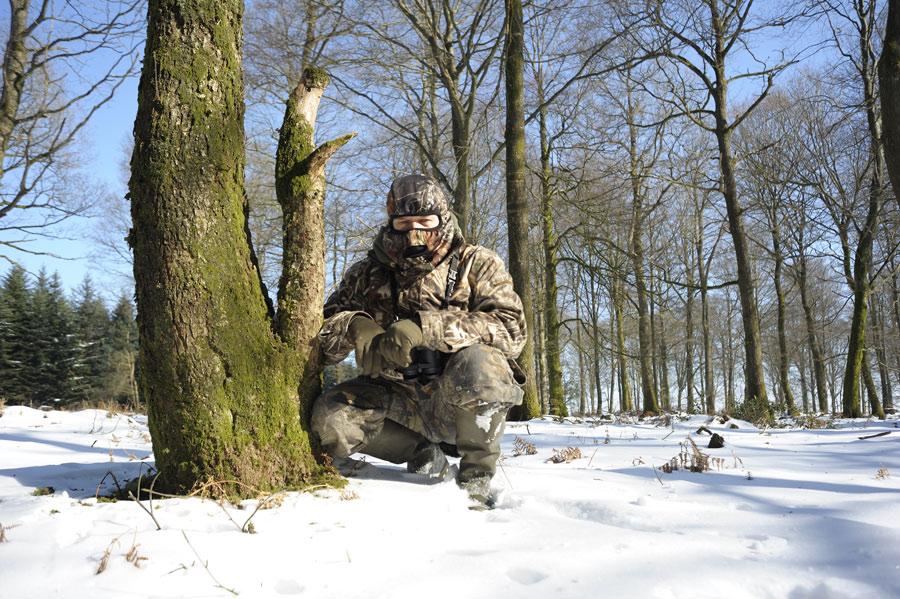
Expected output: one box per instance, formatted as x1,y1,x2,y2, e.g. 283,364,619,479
0,266,34,403
70,276,110,402
105,293,139,407
31,270,76,403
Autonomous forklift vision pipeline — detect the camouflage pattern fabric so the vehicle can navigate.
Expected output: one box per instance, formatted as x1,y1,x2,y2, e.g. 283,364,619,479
381,174,456,266
314,173,527,475
312,344,524,458
318,242,527,370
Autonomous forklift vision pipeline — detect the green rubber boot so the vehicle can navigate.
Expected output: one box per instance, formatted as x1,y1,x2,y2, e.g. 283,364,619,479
454,407,507,508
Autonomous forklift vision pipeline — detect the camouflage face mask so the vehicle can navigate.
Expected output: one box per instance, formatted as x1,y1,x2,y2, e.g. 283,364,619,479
382,175,455,267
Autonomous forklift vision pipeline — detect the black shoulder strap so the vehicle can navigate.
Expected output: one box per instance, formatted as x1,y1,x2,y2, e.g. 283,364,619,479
389,271,399,321
442,249,460,310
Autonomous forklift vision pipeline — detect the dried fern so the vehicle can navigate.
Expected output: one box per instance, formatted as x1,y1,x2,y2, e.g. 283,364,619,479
659,438,725,474
547,446,582,464
512,436,537,457
125,544,148,568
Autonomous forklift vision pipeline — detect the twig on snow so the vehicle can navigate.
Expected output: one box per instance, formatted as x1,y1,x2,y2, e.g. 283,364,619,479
652,465,665,486
182,531,238,596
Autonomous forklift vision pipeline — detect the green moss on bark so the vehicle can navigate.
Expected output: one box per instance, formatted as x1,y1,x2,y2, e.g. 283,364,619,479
130,0,339,496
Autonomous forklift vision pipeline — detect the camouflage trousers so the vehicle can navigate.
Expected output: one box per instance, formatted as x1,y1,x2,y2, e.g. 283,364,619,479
311,344,524,459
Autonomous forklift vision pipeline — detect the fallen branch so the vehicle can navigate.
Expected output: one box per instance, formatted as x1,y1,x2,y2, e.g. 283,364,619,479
858,431,891,440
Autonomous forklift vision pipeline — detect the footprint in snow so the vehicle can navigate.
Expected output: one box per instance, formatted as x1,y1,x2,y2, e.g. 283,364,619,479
507,568,548,585
273,579,305,595
744,534,789,558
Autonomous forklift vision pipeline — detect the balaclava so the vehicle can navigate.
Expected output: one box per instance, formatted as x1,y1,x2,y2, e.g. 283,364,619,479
381,175,456,275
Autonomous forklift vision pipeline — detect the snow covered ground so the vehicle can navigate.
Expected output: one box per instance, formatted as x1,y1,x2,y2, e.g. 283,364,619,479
1,405,898,599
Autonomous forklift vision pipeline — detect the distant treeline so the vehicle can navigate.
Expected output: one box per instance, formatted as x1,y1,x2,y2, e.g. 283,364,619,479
0,266,138,408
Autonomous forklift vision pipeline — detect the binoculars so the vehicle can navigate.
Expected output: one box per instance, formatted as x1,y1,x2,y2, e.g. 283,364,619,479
399,347,448,382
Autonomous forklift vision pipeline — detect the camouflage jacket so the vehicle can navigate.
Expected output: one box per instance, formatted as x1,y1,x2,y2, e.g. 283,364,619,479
319,239,527,369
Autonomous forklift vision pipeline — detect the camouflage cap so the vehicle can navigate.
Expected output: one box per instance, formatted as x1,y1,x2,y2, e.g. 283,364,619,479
386,174,449,218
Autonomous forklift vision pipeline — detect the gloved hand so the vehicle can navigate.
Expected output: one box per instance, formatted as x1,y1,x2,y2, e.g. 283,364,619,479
348,315,387,375
378,319,424,367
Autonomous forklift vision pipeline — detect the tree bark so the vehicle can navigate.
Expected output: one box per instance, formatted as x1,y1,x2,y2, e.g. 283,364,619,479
612,270,633,411
697,227,715,415
771,226,795,412
870,294,893,412
684,245,696,414
797,254,829,412
275,67,355,427
880,0,900,208
129,0,339,494
627,113,659,414
842,0,886,418
707,6,768,412
538,94,566,416
504,0,541,419
862,349,886,419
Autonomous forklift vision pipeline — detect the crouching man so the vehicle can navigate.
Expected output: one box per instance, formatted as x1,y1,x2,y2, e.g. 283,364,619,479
311,174,526,507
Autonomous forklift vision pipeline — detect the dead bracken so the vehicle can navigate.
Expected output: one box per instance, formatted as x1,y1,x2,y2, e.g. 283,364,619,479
512,436,537,457
660,437,725,474
547,447,582,464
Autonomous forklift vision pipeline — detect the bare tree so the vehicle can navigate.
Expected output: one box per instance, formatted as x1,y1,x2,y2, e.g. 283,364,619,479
628,0,816,411
1,0,142,262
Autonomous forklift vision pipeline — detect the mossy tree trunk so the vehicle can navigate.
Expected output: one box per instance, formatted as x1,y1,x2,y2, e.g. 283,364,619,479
129,0,347,495
504,0,541,420
880,0,900,212
842,1,885,419
275,68,355,427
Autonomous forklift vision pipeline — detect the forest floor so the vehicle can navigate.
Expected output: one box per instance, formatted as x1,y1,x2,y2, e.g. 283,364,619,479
1,404,898,598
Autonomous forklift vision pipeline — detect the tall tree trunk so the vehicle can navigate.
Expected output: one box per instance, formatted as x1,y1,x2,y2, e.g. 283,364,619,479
844,1,886,418
685,248,696,414
709,17,768,410
862,349,886,419
609,293,617,414
698,237,715,415
892,269,900,410
591,283,604,414
275,68,355,425
798,347,809,413
450,106,472,240
713,118,768,411
798,254,829,412
871,294,893,411
880,0,900,208
771,227,795,412
504,0,540,419
660,318,671,410
0,0,29,181
612,271,632,411
129,0,339,494
538,95,566,416
577,313,586,417
627,117,659,414
842,180,882,418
